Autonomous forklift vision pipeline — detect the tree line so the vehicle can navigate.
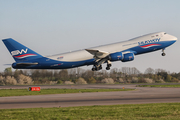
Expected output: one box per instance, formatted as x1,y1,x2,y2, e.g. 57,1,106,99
0,67,180,85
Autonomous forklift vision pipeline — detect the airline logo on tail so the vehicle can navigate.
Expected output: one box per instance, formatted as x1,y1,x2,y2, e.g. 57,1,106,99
11,48,37,59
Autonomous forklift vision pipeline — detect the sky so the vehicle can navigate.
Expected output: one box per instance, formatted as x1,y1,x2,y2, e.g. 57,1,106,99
0,0,180,73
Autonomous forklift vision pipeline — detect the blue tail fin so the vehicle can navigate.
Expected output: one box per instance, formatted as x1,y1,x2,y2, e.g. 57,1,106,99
2,38,43,62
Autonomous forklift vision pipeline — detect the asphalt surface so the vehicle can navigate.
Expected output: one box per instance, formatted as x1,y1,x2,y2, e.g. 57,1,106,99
0,84,180,109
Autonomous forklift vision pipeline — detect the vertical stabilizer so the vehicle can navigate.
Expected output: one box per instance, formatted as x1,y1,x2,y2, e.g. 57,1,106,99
2,38,43,62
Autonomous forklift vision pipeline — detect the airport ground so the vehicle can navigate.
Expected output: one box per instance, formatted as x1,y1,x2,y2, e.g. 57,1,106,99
1,103,180,120
0,83,180,109
1,83,180,119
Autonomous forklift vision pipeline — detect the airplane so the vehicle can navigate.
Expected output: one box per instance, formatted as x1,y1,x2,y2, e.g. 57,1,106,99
2,32,177,71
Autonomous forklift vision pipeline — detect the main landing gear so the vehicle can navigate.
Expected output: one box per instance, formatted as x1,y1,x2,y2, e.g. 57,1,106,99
106,60,111,70
162,49,166,56
92,60,112,71
106,64,111,70
92,65,102,71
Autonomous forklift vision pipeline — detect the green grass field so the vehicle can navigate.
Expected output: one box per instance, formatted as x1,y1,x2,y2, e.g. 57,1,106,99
137,84,180,88
1,103,180,120
0,88,134,97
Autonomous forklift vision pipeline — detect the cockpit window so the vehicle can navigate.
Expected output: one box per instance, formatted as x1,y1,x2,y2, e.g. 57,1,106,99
164,33,166,35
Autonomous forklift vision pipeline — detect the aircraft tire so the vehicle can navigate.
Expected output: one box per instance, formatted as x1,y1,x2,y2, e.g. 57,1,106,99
107,64,112,67
92,68,95,71
162,53,166,56
106,67,110,70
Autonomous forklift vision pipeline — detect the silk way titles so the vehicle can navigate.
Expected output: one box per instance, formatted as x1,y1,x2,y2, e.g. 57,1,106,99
138,38,160,45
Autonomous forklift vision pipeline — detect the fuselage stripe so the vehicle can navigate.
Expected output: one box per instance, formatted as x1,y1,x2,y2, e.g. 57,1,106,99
140,44,161,48
13,54,37,59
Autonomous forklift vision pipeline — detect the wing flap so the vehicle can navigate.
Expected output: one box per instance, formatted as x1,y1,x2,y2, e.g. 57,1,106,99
85,49,109,59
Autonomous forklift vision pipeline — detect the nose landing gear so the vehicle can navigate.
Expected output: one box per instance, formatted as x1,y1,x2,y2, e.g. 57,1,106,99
162,49,166,56
162,53,166,56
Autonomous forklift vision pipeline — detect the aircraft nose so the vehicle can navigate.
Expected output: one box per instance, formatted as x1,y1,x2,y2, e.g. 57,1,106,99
172,35,177,41
174,36,178,41
169,34,178,41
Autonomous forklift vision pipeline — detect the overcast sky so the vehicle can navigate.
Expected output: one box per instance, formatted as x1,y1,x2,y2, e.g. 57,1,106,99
0,0,180,73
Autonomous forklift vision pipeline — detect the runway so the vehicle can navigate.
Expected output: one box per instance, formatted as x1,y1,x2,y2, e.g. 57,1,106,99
0,84,180,109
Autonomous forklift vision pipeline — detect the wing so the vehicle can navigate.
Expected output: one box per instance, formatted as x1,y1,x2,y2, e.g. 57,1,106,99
85,49,109,59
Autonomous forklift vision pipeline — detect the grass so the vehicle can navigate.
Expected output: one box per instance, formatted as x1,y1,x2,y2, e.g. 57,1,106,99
137,84,180,88
0,88,134,97
1,103,180,120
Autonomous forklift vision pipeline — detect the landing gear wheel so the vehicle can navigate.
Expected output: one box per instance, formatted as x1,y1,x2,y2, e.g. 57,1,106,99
107,64,111,67
92,68,95,71
162,53,166,56
106,67,110,70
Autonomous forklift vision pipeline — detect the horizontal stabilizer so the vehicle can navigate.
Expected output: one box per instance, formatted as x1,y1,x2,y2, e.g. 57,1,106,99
16,62,38,66
3,64,12,66
13,62,38,67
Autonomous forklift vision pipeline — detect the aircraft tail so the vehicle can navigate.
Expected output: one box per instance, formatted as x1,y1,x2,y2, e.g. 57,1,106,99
2,38,43,62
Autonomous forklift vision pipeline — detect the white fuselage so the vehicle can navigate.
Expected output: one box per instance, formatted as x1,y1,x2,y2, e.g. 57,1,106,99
47,32,177,62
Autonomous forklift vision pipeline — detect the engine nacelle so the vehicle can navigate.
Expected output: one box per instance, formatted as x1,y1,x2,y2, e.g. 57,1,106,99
122,53,134,62
109,52,123,61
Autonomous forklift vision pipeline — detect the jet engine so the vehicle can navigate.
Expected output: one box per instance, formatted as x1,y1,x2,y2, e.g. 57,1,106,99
109,52,123,61
122,53,134,62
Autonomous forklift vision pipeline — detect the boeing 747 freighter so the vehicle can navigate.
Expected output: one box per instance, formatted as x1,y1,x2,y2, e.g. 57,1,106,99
2,32,177,71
